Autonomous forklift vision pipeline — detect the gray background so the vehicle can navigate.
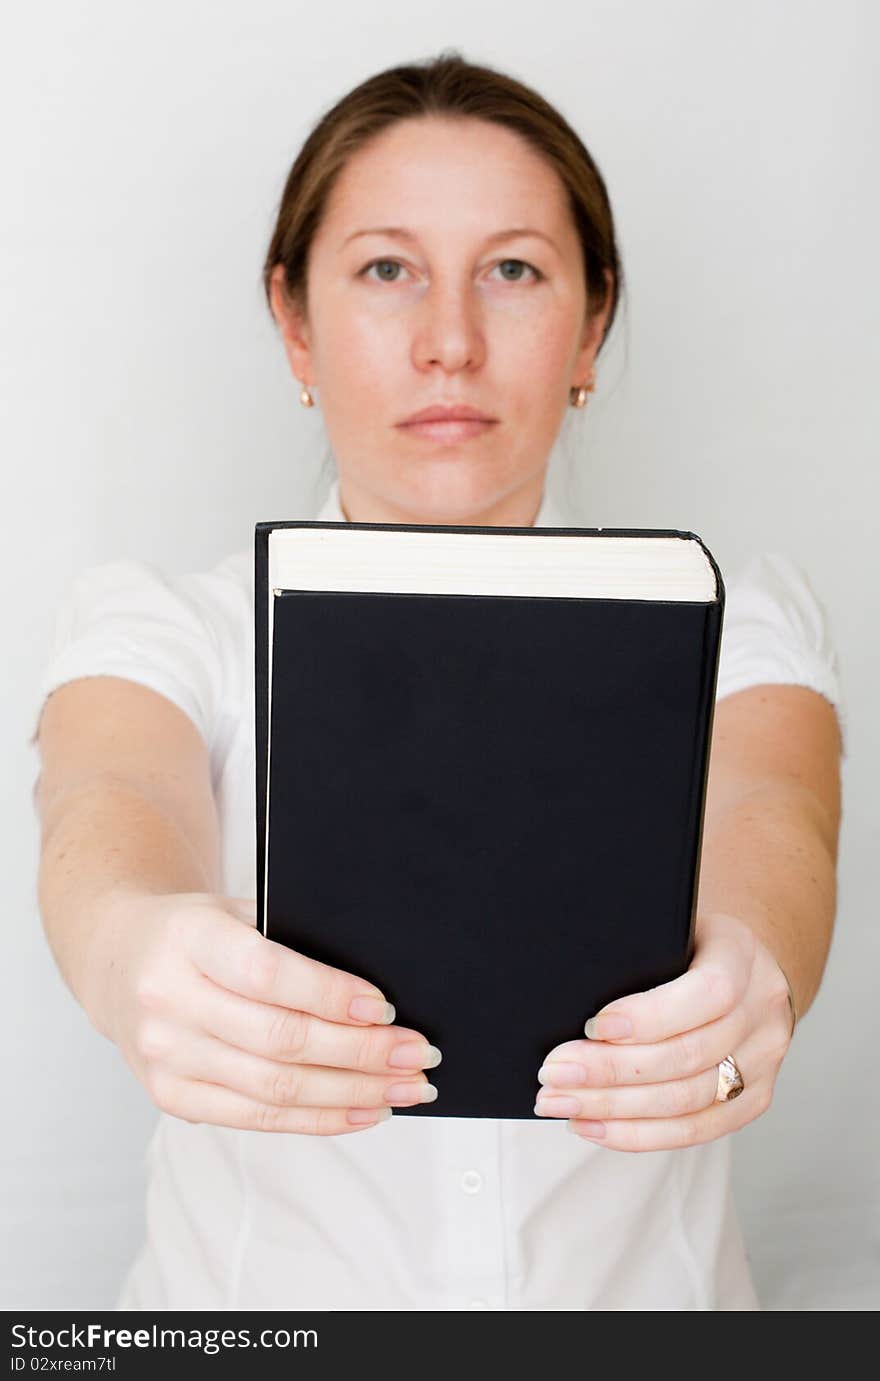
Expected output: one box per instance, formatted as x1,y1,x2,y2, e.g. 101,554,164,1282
4,0,877,1309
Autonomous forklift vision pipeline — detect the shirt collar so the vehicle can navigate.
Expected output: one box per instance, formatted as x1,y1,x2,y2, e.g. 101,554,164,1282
315,476,572,527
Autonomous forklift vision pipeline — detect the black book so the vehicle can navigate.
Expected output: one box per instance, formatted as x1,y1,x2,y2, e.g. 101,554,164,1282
255,517,725,1120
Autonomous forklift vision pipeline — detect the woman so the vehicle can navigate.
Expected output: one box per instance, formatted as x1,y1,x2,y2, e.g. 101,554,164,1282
31,52,845,1310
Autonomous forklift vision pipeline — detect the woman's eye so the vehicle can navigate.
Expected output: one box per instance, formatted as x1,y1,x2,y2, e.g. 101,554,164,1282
491,258,542,283
359,258,409,283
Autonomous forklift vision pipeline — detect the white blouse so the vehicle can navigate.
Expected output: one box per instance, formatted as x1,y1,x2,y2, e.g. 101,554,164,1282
31,479,846,1311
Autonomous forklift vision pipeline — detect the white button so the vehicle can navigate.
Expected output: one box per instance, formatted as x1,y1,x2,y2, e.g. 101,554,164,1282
460,1169,483,1194
469,1297,489,1310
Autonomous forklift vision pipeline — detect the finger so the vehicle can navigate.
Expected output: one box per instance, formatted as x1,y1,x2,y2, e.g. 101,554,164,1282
581,928,751,1046
193,973,441,1073
539,1025,781,1124
223,896,258,928
148,1070,394,1135
188,905,396,1027
535,1066,720,1122
540,1003,752,1088
155,1029,438,1109
567,1081,771,1152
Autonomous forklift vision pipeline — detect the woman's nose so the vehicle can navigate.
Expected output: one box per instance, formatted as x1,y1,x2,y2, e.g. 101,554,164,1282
412,285,487,373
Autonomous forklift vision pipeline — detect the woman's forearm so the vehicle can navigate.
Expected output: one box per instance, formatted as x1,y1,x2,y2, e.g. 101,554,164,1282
36,775,218,1028
695,779,838,1022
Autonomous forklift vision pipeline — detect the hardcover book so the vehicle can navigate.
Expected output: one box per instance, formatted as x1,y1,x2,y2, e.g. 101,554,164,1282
255,518,724,1119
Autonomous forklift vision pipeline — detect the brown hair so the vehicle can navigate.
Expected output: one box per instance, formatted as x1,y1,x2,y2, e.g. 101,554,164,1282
262,48,623,351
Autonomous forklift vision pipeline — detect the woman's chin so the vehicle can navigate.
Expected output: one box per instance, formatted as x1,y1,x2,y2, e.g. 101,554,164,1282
390,488,507,526
387,468,521,522
339,459,539,526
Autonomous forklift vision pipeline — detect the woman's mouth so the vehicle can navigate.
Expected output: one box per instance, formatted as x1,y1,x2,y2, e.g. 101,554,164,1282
397,418,498,443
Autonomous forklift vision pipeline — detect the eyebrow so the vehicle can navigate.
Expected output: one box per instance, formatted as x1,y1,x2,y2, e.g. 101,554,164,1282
340,226,560,255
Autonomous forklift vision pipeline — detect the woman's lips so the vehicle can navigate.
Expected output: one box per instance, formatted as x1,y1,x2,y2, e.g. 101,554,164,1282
396,418,498,443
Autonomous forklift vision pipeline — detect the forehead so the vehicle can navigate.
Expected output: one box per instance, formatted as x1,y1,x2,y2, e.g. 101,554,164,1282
317,116,572,244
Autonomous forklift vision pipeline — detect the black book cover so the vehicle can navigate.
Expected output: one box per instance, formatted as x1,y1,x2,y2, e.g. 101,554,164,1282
255,521,725,1120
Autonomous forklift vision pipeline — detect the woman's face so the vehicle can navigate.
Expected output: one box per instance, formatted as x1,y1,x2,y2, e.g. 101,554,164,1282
270,115,611,525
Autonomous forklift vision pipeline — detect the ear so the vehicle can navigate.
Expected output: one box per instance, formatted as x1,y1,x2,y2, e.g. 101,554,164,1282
571,267,615,388
268,263,313,387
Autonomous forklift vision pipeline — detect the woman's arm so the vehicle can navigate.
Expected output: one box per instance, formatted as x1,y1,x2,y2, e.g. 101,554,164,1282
696,682,843,1021
34,675,222,1028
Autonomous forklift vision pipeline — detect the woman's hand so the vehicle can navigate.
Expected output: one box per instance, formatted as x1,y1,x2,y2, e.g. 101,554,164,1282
84,889,442,1135
534,910,795,1151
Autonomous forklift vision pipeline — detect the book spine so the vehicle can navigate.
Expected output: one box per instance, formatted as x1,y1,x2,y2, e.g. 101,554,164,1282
254,526,270,935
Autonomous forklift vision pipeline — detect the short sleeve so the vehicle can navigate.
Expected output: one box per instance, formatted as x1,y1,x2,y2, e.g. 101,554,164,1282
29,554,248,754
715,551,848,759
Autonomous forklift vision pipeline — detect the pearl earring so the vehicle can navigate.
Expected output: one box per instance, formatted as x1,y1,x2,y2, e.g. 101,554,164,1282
299,382,314,408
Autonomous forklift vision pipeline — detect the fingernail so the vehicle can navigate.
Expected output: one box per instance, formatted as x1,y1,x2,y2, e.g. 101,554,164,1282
388,1042,443,1070
537,1061,587,1087
584,1012,632,1039
384,1081,438,1105
534,1094,581,1117
349,996,396,1024
348,1108,392,1125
